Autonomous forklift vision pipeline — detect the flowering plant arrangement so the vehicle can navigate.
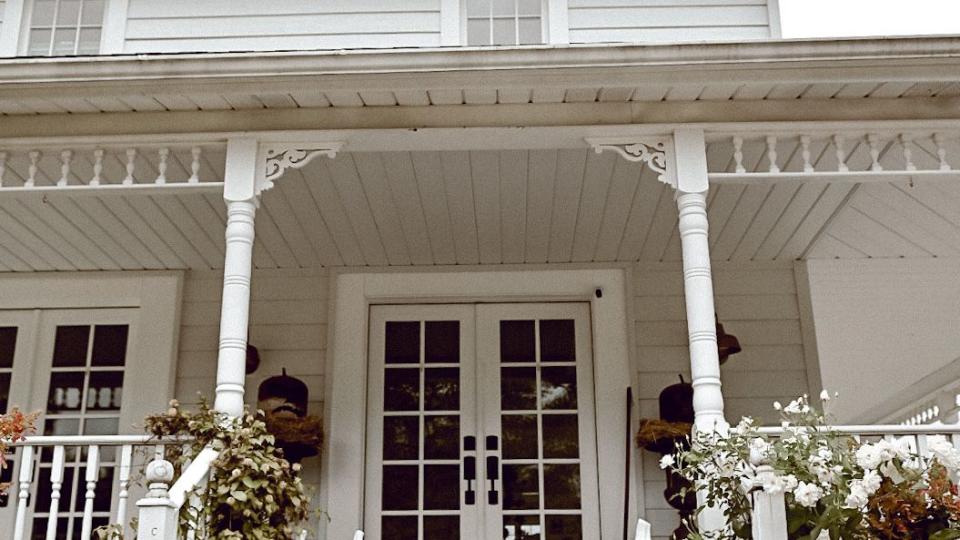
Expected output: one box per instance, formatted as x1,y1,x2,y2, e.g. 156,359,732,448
661,391,960,540
0,409,36,493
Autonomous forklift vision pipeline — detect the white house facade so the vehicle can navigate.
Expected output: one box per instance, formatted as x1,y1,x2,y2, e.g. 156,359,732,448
0,1,957,539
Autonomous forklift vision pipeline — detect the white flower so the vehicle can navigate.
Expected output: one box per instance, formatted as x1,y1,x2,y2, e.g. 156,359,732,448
659,455,675,470
784,400,803,414
856,443,883,470
861,469,882,494
929,436,960,470
794,481,824,508
844,483,870,509
773,401,782,411
819,389,831,401
782,474,799,492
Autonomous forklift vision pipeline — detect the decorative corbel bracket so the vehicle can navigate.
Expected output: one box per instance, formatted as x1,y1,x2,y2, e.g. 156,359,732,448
257,142,345,195
585,137,676,189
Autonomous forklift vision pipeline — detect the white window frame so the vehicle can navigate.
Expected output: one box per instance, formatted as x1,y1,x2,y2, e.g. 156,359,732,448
321,267,634,540
0,271,182,426
448,0,568,46
0,0,125,57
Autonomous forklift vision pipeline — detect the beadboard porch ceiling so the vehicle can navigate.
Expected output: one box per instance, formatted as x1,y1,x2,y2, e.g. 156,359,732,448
1,147,959,272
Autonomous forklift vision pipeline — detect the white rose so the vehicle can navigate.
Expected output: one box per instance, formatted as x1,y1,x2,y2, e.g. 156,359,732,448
659,455,675,470
856,444,883,470
861,469,882,494
820,389,831,401
844,483,870,509
794,481,823,508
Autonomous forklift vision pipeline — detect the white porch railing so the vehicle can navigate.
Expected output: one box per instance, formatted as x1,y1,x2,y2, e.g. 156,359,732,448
5,435,184,540
749,424,960,540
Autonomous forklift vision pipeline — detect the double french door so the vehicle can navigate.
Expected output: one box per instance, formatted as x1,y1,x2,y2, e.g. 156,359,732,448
365,303,599,540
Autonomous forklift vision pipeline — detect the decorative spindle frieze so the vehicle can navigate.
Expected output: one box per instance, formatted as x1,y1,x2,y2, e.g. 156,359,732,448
0,143,225,193
706,130,959,183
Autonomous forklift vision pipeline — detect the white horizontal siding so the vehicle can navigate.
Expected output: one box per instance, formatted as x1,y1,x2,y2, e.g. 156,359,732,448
568,0,773,43
634,262,809,539
123,0,442,53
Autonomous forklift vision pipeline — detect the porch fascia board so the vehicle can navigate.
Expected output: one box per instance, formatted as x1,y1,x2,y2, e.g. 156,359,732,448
0,37,959,98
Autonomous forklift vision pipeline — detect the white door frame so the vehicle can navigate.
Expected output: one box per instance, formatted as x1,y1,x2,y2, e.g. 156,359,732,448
322,267,634,540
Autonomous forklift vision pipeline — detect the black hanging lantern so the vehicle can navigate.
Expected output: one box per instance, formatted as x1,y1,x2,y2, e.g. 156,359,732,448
246,344,261,375
257,368,308,419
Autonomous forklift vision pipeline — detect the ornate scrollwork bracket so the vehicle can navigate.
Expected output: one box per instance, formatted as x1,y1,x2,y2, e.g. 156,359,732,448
585,137,676,189
258,142,345,195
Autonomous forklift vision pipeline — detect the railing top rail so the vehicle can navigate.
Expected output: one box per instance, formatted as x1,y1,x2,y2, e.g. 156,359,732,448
757,424,960,436
10,434,190,447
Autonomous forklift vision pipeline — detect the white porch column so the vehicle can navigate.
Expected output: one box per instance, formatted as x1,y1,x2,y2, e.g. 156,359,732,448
214,137,260,417
673,128,727,434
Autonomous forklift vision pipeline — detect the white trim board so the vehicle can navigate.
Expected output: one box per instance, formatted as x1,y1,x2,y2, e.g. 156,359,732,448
321,267,637,540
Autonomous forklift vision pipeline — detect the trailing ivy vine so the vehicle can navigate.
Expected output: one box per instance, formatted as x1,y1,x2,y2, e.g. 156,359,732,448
141,399,314,539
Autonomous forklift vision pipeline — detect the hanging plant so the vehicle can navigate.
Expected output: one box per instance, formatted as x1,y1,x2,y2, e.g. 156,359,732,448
0,409,37,493
140,398,315,539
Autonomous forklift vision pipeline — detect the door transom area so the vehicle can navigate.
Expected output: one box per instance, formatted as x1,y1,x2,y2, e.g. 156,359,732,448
365,303,599,540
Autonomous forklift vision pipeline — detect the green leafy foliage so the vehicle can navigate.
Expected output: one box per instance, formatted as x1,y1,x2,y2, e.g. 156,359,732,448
142,398,314,539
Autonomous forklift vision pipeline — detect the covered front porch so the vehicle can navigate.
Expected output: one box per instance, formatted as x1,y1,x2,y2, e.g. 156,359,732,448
0,115,956,539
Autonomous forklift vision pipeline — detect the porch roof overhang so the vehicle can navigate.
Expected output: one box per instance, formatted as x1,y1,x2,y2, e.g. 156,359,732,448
0,36,957,134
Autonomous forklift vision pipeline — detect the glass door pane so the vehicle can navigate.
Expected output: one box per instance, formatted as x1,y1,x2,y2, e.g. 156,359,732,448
366,305,477,540
478,303,599,540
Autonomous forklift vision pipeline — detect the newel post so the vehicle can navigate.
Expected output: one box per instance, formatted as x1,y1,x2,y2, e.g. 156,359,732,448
214,137,260,418
136,459,178,540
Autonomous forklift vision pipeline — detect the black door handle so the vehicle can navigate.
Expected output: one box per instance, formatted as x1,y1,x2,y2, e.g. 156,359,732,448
486,435,499,505
464,436,476,505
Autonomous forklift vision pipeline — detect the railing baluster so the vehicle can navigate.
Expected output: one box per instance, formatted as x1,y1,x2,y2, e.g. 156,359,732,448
900,134,917,171
90,149,105,186
58,150,73,187
26,151,41,188
766,135,780,173
934,133,951,171
832,135,848,172
13,446,34,540
123,148,137,185
45,446,66,540
189,146,202,183
115,444,133,531
800,135,813,172
80,445,100,540
867,134,883,171
732,136,746,173
156,148,169,184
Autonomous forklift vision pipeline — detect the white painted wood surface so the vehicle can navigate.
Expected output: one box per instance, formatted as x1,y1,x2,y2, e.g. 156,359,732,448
567,0,774,43
122,0,443,53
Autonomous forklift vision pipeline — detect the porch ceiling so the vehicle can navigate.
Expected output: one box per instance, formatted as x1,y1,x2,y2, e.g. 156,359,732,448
3,146,958,273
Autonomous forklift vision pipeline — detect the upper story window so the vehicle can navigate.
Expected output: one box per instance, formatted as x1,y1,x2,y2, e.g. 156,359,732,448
466,0,543,46
26,0,104,56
